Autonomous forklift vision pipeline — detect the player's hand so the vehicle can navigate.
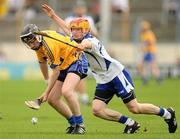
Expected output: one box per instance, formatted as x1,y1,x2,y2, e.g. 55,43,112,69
38,92,49,103
76,44,84,51
42,4,56,18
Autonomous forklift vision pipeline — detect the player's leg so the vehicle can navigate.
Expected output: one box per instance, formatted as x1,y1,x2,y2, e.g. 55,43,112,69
62,73,81,116
118,68,177,133
125,96,177,133
150,59,162,83
46,80,76,134
76,79,90,105
62,72,86,134
62,53,88,134
125,97,161,114
47,80,72,118
92,81,140,134
92,99,123,121
142,53,152,85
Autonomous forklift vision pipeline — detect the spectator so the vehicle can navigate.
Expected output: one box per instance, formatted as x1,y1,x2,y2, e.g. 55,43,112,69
111,0,129,13
111,0,130,42
138,20,162,85
0,0,8,20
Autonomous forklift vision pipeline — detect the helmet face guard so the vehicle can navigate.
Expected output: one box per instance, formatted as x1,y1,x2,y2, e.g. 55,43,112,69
20,33,36,44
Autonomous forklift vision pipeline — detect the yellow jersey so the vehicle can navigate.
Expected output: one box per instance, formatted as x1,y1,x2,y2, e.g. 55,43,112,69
35,31,80,70
141,30,157,54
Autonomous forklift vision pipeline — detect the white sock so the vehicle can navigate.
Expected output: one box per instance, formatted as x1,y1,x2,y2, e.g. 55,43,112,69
124,118,135,126
163,109,171,119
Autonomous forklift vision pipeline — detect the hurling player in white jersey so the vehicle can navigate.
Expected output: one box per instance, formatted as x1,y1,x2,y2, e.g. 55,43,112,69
42,4,177,134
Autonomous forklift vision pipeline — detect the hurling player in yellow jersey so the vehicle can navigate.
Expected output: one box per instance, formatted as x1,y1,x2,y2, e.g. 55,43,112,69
139,20,162,85
20,24,88,134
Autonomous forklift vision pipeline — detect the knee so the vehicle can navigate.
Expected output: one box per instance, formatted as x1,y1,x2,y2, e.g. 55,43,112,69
47,96,55,106
61,87,72,98
92,105,103,117
128,106,141,114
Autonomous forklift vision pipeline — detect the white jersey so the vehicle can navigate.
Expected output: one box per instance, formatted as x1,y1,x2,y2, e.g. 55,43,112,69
84,35,125,84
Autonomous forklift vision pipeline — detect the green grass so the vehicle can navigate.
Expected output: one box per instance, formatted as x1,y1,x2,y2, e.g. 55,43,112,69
0,78,180,139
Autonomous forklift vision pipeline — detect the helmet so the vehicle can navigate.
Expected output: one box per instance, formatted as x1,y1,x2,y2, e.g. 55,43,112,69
20,24,40,44
69,18,90,36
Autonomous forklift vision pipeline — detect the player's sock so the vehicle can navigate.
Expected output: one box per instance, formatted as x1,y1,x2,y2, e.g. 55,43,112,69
75,115,84,126
68,116,76,126
119,115,135,126
158,107,171,119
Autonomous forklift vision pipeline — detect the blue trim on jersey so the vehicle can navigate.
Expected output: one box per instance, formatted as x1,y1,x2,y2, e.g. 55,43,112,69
70,37,74,42
84,33,93,39
56,31,66,36
104,58,111,70
122,70,134,87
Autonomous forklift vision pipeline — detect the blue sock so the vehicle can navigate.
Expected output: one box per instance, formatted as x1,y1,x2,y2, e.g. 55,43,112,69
75,115,83,125
158,107,165,116
119,115,128,124
68,116,76,126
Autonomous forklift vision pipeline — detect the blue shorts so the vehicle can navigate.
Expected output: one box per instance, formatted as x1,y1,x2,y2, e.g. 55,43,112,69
144,53,155,63
94,69,136,104
57,53,88,82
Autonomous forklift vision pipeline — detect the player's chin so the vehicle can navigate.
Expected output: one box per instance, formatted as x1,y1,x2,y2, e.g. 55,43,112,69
74,34,83,40
31,45,41,50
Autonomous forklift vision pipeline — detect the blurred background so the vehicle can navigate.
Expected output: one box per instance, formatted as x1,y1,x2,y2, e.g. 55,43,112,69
0,0,180,80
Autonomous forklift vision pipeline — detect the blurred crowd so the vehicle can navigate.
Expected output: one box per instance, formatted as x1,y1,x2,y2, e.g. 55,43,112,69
0,0,131,41
0,0,179,79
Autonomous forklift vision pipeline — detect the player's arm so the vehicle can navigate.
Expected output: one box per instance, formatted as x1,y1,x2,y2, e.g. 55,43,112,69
42,4,70,35
77,39,93,51
39,62,49,84
40,66,59,102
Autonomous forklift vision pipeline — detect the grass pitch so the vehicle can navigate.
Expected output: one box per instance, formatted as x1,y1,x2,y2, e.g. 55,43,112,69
0,78,179,139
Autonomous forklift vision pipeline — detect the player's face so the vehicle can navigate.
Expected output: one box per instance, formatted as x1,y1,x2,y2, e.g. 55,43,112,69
25,35,41,50
71,28,84,40
28,39,41,50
